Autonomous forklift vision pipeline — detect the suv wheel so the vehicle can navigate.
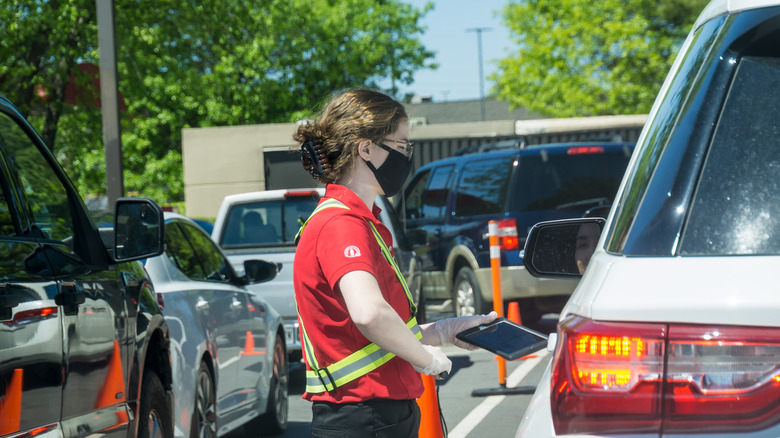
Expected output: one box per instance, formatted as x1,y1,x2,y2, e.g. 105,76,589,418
139,370,173,438
453,267,488,316
191,362,216,438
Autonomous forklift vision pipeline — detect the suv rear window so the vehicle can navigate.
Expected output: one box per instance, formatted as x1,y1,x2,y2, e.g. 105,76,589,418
220,194,320,247
682,56,780,255
511,149,631,212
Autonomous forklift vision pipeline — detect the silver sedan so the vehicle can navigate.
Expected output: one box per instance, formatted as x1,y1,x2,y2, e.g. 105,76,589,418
144,212,288,438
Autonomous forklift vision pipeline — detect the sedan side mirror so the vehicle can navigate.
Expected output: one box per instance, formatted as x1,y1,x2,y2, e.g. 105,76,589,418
523,217,605,278
244,259,278,284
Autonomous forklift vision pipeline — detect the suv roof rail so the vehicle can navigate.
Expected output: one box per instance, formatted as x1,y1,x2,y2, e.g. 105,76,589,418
454,137,527,156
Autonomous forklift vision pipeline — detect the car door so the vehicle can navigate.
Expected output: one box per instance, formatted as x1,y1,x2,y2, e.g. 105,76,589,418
0,108,129,437
0,143,63,436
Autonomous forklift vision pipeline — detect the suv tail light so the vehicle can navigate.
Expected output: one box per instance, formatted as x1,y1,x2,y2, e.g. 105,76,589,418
496,218,519,251
552,316,780,435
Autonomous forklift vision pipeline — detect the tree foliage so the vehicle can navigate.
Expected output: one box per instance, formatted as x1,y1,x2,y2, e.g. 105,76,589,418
493,0,709,117
0,0,434,205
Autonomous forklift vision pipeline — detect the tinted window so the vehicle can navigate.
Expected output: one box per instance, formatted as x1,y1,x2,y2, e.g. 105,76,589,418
682,57,780,255
404,170,429,220
607,18,724,253
179,221,232,281
454,158,511,217
165,222,203,278
0,178,14,236
0,112,73,241
422,165,454,219
220,194,320,247
512,150,631,212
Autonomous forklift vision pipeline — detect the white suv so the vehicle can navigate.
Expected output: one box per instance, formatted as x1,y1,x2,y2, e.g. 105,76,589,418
516,0,780,436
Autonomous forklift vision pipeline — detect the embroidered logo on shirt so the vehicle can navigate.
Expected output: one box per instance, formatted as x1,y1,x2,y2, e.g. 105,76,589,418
344,245,361,258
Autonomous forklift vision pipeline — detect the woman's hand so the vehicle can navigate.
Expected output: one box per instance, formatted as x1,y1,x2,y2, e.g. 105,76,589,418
433,311,498,350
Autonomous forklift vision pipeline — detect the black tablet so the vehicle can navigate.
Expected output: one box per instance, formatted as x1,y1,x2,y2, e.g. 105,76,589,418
455,317,548,360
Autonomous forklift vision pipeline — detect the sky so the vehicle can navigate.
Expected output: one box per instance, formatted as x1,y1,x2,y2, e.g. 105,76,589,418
395,0,513,103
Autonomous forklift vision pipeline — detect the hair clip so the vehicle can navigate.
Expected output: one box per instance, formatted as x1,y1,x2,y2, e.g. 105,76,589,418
301,140,332,178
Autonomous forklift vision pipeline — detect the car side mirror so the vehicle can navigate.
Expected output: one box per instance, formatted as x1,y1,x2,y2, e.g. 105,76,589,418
113,198,165,261
244,259,278,284
523,217,605,278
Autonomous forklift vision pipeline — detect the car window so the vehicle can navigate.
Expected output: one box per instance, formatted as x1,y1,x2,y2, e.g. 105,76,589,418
165,222,205,279
220,195,319,247
421,165,454,219
682,56,780,255
607,18,724,254
178,221,232,282
512,150,630,212
0,178,15,236
454,158,511,217
404,169,430,220
0,112,74,241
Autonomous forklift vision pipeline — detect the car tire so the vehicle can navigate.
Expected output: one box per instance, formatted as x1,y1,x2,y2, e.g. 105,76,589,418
245,333,288,436
190,362,216,438
453,267,489,317
138,370,173,438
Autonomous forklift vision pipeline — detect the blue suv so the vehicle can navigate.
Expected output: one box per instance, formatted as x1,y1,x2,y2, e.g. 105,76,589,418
401,141,634,321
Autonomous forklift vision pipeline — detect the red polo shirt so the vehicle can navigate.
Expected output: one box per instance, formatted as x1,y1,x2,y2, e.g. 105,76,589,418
293,184,424,403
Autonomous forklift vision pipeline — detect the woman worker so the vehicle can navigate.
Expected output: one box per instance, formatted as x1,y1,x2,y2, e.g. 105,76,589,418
293,89,496,437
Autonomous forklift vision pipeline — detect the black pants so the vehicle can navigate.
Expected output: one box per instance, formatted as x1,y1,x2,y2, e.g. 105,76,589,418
310,398,421,438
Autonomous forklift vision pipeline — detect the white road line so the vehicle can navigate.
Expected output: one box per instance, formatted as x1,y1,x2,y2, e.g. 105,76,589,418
447,351,549,438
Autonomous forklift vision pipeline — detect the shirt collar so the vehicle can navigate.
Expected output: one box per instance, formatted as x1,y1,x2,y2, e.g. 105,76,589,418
324,184,383,220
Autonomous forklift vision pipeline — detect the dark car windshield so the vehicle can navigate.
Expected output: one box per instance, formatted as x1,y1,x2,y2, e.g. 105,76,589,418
220,194,320,247
511,148,633,212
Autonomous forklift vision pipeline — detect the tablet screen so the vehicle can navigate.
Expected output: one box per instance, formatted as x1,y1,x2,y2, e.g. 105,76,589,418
456,317,548,360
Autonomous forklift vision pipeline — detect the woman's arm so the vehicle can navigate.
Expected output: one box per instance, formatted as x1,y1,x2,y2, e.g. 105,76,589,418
339,270,435,369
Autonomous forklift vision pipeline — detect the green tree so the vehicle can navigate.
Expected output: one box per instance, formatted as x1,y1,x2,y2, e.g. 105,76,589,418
493,0,708,117
1,0,434,205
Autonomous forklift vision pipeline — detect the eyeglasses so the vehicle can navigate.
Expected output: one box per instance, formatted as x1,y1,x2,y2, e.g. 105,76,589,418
381,138,415,158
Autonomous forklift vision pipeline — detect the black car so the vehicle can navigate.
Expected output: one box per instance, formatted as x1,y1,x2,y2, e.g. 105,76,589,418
0,95,172,438
401,141,634,320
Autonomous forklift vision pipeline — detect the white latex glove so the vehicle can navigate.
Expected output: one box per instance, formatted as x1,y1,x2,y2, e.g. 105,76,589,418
434,311,498,350
413,344,452,378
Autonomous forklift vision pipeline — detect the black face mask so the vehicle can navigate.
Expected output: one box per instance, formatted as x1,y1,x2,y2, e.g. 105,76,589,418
364,142,412,197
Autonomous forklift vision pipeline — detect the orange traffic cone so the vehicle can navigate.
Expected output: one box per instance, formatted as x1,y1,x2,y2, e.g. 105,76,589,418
508,302,537,360
96,340,126,409
507,301,523,325
417,374,444,438
240,331,260,355
0,368,23,435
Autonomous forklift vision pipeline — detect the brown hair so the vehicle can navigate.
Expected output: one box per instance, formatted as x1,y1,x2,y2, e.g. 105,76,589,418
294,89,407,184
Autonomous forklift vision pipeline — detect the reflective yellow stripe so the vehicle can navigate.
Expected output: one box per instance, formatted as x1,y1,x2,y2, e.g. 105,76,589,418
294,199,349,244
304,318,421,393
366,221,417,315
296,198,421,393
